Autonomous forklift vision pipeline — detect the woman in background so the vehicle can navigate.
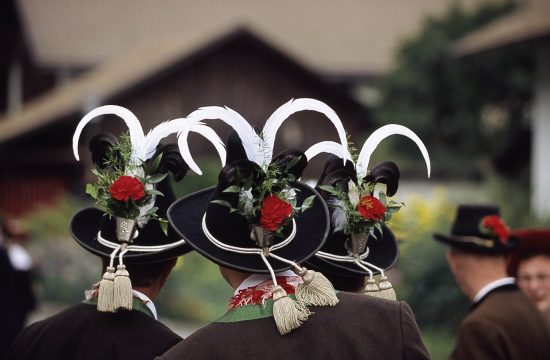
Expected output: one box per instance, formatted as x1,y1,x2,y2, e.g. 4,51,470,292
508,228,550,322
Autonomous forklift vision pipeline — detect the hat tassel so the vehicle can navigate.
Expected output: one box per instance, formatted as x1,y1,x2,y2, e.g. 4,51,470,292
272,285,310,335
364,277,381,297
113,245,133,310
97,266,116,312
378,275,397,300
296,267,339,307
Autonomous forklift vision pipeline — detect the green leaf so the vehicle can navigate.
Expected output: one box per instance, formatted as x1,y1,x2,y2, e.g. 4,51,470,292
148,189,164,197
287,174,296,182
300,195,316,212
374,222,383,237
145,206,159,216
386,206,401,214
223,185,241,193
147,173,168,184
85,184,98,199
285,156,301,172
318,185,341,196
378,192,387,206
211,200,232,208
149,153,163,173
159,218,169,236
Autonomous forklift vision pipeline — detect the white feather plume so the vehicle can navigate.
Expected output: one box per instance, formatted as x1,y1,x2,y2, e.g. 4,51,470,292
356,124,431,179
304,141,353,162
186,106,262,164
176,120,226,175
73,105,145,162
142,119,184,160
262,98,349,163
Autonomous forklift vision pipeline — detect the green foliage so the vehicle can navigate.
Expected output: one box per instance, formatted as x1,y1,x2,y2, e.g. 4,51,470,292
375,0,533,177
319,183,402,236
85,132,167,228
390,190,469,335
25,196,99,304
213,158,314,236
156,252,232,322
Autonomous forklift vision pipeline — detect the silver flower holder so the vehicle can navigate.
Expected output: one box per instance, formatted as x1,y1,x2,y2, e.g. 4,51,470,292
348,232,369,256
116,217,139,243
250,225,274,248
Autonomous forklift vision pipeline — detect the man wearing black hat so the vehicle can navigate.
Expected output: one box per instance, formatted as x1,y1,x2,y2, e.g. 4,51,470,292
434,204,550,360
159,101,430,360
7,106,202,360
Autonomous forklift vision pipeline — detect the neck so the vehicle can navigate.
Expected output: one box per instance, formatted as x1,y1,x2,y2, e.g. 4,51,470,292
133,285,160,302
220,266,252,290
464,267,509,301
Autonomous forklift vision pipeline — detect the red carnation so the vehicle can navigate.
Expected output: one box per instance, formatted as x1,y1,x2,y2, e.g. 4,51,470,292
357,195,386,221
260,195,293,231
109,176,145,201
481,215,510,243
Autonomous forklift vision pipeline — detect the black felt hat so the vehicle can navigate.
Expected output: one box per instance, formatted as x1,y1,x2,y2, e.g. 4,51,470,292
167,132,330,273
433,204,518,254
306,156,400,277
70,135,193,264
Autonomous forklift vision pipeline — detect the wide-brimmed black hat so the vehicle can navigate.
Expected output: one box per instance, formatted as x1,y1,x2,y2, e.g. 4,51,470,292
306,156,399,277
167,132,330,273
433,204,518,254
70,135,193,264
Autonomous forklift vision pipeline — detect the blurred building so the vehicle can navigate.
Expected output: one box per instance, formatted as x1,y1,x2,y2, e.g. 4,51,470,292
0,0,485,216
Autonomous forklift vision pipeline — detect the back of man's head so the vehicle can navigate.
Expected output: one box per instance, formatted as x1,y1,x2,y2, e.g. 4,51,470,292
446,248,508,300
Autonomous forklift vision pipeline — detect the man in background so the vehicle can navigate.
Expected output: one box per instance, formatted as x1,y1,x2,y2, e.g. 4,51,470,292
434,204,550,360
0,217,36,359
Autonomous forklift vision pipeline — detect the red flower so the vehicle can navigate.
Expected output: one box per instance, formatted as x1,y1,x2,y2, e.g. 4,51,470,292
357,195,386,221
109,176,145,201
260,195,293,231
481,215,510,243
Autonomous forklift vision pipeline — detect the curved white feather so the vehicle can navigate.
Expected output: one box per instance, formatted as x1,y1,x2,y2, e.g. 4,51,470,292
186,106,261,164
143,119,183,160
176,121,227,175
73,105,145,162
356,124,431,178
304,141,353,162
263,98,348,163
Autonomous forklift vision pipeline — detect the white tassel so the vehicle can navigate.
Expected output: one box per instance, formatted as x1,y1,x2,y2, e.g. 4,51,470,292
272,285,309,335
378,275,397,300
97,267,116,312
113,265,133,310
296,268,339,307
364,278,381,297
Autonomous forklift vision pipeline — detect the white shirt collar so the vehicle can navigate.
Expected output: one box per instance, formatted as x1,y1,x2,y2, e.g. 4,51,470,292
473,277,516,303
132,289,158,320
234,270,297,295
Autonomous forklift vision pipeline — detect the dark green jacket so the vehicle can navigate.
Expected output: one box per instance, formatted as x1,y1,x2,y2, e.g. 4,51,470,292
8,301,181,360
158,291,429,360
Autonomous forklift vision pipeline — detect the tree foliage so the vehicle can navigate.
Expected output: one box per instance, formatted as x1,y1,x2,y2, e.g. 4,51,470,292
375,0,533,178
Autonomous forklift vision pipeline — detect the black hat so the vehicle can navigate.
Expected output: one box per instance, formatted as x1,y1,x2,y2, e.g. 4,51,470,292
69,105,225,313
69,105,202,263
303,124,431,299
306,156,400,277
168,131,329,273
433,204,518,254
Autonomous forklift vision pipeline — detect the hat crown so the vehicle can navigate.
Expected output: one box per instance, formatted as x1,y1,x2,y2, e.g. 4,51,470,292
450,205,500,239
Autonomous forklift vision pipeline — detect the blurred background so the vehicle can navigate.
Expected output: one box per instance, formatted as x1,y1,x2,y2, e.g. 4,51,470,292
1,0,549,358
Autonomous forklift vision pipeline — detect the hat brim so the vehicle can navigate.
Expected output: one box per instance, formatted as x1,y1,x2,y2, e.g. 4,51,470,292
306,225,399,277
433,233,518,254
167,183,329,273
70,207,193,264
